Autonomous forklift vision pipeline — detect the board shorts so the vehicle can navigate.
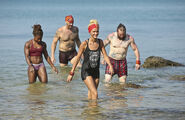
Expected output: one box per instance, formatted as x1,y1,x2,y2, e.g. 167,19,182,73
59,50,77,64
105,57,127,77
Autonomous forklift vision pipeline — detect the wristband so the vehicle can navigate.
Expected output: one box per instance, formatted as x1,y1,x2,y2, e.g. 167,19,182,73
69,71,74,76
136,60,141,65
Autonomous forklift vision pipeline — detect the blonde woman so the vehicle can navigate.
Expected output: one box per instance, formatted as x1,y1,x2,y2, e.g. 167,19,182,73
67,20,114,100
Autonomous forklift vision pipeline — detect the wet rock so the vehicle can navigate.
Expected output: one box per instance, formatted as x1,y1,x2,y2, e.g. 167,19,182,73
125,83,142,88
142,56,184,68
170,75,185,81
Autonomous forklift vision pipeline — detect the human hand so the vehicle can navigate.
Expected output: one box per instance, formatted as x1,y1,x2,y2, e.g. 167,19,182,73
52,66,58,74
135,64,140,70
67,75,73,82
109,66,114,75
101,59,106,65
29,65,34,72
51,56,56,64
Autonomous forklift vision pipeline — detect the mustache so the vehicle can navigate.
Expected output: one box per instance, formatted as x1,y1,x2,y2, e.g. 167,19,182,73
118,35,126,40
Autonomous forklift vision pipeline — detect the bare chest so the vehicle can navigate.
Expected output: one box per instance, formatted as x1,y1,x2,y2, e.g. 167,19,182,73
111,38,130,49
59,31,78,41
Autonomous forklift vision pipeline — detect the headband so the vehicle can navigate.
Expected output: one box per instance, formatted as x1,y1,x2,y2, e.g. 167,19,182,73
88,24,98,33
65,15,74,23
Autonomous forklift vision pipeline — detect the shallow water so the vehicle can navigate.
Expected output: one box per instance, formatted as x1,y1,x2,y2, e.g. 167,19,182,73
0,0,185,120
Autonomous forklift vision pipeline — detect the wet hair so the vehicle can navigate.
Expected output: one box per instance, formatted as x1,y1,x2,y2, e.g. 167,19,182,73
32,24,43,37
117,23,126,32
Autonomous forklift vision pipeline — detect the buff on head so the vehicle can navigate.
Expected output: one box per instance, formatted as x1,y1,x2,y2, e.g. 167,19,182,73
88,19,99,33
65,15,74,24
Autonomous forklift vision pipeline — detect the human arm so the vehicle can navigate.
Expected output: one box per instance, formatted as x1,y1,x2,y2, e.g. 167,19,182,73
67,41,86,82
51,30,59,63
24,41,34,72
103,34,111,47
43,42,58,73
101,34,111,64
75,28,81,48
130,36,141,70
100,40,114,75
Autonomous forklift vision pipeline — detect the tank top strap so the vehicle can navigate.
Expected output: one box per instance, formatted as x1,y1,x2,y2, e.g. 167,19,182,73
30,40,34,49
98,39,101,50
85,39,89,50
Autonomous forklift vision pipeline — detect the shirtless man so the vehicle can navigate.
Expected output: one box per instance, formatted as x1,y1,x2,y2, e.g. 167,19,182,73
51,15,81,67
103,23,141,83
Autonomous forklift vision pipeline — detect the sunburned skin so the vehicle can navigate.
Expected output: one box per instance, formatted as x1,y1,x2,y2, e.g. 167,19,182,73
54,26,79,52
104,32,134,60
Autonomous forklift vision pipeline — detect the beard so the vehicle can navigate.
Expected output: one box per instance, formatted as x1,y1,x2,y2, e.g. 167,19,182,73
118,34,126,40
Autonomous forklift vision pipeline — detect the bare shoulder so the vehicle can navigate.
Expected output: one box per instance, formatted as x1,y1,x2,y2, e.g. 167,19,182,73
81,40,87,46
72,26,79,32
79,40,87,49
41,41,47,47
25,40,32,47
108,32,116,40
57,26,65,32
127,34,134,42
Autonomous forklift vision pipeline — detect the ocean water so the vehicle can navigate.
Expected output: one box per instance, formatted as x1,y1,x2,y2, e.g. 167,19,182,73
0,0,185,119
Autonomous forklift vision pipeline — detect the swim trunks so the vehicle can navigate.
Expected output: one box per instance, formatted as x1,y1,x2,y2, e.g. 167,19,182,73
105,57,127,77
59,50,77,64
81,39,101,80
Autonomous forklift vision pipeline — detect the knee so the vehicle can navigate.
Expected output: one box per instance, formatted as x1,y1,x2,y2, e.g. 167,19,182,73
40,78,48,83
29,81,36,84
41,80,48,84
105,74,112,82
119,75,127,83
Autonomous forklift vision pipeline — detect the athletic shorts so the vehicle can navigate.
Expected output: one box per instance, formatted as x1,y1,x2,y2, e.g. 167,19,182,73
59,50,77,64
105,57,127,77
81,68,99,81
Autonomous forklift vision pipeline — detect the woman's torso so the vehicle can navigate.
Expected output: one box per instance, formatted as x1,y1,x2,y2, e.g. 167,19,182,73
82,39,101,70
29,40,44,64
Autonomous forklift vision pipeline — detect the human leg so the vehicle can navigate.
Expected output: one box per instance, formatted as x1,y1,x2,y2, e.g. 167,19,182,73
60,63,68,67
94,78,99,89
84,76,98,100
119,75,127,84
118,59,127,83
104,74,112,83
37,65,48,83
28,66,37,84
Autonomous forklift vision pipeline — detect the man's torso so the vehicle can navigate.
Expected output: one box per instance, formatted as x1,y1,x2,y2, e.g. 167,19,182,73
108,32,132,60
56,26,78,52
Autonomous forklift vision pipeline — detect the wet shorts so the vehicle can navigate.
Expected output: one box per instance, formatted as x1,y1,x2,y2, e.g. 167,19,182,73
81,68,99,81
59,50,77,64
105,57,127,77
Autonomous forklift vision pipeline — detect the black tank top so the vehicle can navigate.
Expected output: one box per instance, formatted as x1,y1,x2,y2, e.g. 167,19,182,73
82,39,101,70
